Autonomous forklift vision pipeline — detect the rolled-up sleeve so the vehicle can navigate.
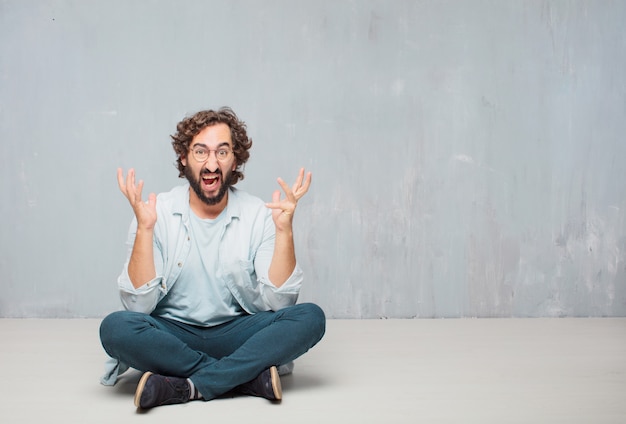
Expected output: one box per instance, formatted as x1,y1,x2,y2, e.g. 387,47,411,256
258,263,303,310
118,273,164,313
116,218,166,313
251,209,303,311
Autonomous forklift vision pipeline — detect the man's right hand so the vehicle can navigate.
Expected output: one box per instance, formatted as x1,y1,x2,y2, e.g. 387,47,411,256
117,168,157,231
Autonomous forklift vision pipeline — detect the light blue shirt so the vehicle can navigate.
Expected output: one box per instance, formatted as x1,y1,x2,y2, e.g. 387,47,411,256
101,184,303,385
154,207,244,326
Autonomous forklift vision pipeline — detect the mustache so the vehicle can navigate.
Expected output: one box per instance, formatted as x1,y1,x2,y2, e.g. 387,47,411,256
201,168,221,176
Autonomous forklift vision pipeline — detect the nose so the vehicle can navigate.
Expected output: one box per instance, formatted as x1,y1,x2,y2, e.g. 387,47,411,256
205,150,220,169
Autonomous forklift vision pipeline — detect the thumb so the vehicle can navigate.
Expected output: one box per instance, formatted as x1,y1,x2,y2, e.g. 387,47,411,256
272,189,280,204
147,193,157,209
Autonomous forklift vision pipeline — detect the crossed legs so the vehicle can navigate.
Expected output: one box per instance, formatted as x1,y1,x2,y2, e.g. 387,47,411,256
100,303,326,403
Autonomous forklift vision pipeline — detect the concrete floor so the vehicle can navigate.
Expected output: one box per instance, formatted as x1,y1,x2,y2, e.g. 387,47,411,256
0,317,624,423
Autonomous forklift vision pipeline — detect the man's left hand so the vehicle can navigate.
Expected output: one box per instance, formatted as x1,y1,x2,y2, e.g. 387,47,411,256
266,167,312,231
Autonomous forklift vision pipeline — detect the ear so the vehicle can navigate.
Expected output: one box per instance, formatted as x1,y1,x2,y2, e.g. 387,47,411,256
181,156,187,167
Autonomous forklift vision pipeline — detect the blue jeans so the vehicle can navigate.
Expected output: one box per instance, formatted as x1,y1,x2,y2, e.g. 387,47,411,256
99,303,325,400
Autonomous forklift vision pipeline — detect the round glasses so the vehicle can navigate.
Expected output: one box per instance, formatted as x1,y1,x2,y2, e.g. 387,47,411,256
190,146,233,163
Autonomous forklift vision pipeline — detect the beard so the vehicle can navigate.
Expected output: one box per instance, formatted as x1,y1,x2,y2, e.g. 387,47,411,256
185,166,235,206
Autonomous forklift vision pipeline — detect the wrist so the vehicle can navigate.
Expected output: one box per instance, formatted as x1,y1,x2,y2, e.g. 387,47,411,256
136,226,155,235
275,227,293,237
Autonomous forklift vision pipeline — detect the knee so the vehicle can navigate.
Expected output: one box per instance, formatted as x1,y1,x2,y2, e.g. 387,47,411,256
297,303,326,341
99,310,141,354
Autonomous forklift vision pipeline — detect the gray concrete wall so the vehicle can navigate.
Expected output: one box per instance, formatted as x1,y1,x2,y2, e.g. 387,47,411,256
1,0,625,318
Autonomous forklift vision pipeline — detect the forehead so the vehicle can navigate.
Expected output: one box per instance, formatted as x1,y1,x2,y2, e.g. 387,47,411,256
191,123,232,146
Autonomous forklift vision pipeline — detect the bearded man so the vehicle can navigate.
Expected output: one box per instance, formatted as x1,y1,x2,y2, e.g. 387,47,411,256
99,107,325,409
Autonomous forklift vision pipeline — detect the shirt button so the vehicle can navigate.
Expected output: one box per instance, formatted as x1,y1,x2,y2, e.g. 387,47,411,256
178,262,183,267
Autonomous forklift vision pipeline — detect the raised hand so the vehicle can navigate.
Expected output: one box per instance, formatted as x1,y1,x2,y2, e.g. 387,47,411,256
117,168,157,231
265,168,312,232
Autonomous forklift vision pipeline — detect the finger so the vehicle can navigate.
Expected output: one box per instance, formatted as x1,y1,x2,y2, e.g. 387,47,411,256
265,190,283,210
147,192,157,210
118,168,135,200
294,171,312,200
125,169,143,204
265,190,281,209
276,177,295,201
125,168,134,192
117,168,127,194
292,167,305,192
136,179,145,203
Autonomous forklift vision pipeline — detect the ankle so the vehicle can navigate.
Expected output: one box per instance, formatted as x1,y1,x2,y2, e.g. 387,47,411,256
187,378,203,400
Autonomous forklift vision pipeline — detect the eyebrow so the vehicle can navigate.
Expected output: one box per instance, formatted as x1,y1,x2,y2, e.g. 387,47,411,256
191,142,232,149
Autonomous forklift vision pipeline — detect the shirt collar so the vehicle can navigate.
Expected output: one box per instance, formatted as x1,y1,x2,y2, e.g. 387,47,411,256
172,184,241,223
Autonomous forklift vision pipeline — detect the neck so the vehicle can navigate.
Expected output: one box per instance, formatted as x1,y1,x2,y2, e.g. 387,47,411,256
188,189,229,219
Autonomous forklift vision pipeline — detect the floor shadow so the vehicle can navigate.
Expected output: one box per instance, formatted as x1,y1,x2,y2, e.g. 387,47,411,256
280,372,326,392
110,367,326,399
112,369,142,396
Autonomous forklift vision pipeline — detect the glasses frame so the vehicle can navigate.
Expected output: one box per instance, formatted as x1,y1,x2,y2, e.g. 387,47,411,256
190,145,233,163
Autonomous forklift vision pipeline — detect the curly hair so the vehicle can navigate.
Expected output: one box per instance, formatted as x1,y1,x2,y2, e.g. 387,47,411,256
171,107,252,183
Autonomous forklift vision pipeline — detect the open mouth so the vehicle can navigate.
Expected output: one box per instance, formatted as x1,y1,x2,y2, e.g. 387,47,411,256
201,174,220,190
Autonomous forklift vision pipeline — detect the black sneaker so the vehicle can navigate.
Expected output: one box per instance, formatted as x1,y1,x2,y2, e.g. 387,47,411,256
236,366,282,401
134,372,191,409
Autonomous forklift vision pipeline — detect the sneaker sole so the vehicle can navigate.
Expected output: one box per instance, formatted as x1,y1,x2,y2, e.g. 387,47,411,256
134,371,154,408
270,366,282,401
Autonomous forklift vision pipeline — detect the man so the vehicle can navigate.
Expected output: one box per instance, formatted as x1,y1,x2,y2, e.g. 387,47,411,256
99,107,325,409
